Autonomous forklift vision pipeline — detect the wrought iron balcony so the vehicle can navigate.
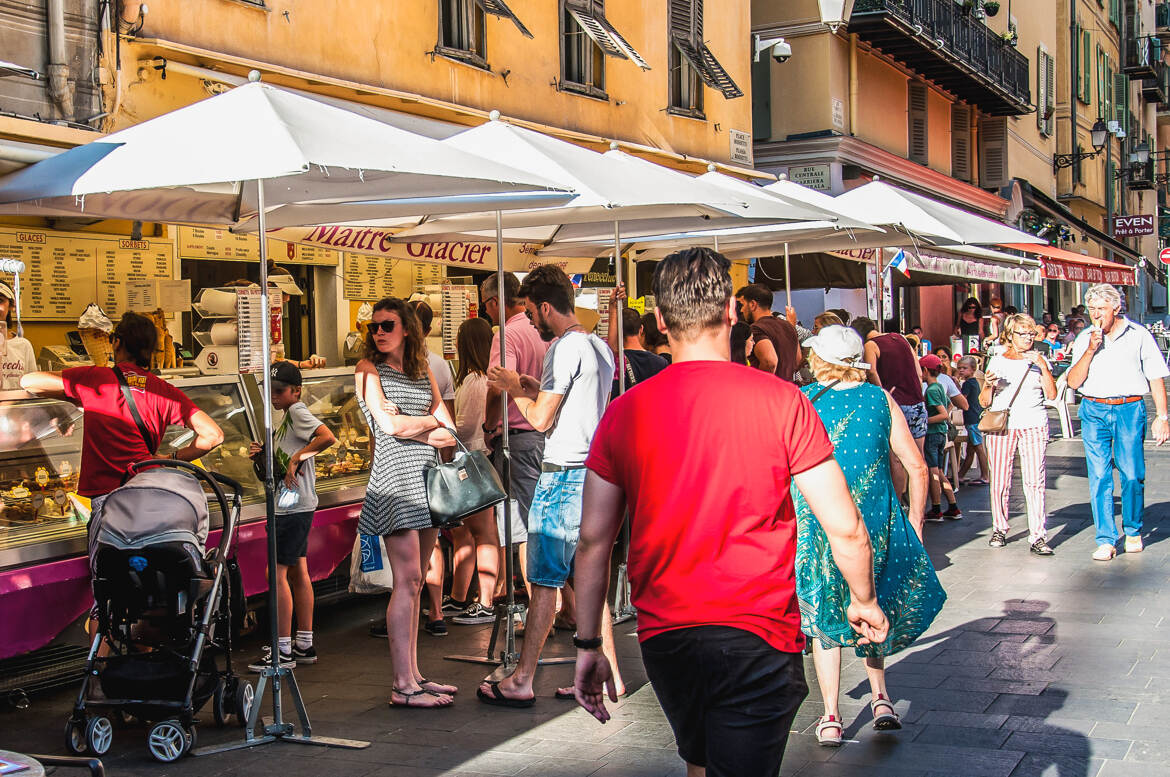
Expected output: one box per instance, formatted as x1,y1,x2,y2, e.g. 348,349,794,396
1124,36,1162,80
849,0,1031,116
1143,60,1170,104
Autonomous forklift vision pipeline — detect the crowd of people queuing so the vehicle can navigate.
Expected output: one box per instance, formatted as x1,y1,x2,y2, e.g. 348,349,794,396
14,241,1170,775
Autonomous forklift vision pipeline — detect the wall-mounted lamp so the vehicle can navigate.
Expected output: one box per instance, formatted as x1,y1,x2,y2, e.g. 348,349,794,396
1052,118,1109,173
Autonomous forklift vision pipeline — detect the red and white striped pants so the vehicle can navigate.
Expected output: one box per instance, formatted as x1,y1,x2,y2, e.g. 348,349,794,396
984,423,1048,542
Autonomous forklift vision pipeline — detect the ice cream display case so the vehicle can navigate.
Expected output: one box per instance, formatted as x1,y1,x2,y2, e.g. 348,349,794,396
0,368,370,663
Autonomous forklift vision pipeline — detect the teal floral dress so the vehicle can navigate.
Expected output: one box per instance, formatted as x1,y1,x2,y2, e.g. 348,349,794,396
792,381,946,657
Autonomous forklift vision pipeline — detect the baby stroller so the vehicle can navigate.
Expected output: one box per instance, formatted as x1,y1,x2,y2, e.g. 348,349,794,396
65,459,251,763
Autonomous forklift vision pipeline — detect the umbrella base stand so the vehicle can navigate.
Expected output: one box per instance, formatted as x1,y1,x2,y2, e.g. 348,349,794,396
445,601,576,673
612,562,637,625
192,664,369,756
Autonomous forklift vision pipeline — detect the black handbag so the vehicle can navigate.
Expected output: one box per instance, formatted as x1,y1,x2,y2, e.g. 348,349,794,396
425,428,507,529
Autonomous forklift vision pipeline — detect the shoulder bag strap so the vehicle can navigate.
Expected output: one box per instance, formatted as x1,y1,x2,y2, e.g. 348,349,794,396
998,361,1029,411
809,379,841,404
114,366,158,453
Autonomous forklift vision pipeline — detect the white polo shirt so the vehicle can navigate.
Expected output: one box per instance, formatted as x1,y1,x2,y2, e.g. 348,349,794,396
1069,318,1170,399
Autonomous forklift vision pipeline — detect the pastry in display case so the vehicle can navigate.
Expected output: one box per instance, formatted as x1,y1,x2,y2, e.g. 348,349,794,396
298,369,372,490
0,395,85,551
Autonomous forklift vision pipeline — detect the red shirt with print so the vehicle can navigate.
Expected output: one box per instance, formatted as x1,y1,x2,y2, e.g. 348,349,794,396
586,360,833,653
63,362,200,497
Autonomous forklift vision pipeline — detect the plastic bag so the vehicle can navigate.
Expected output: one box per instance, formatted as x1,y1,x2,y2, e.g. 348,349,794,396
348,533,393,595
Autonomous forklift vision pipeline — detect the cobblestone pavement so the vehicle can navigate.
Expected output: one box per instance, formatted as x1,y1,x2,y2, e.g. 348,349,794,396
4,413,1170,776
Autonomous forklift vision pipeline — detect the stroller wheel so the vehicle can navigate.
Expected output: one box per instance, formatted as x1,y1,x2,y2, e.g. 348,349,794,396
86,716,114,755
235,680,254,728
147,719,187,762
213,678,230,728
64,717,88,755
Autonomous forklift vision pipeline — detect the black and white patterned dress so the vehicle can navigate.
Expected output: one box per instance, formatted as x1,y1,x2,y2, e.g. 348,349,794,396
358,362,438,535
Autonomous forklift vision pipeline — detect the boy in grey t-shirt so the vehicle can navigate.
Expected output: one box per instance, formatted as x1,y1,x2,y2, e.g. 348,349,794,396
248,361,336,671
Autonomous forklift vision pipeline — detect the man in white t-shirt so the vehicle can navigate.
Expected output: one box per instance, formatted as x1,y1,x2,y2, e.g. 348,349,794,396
1067,284,1170,561
0,282,36,390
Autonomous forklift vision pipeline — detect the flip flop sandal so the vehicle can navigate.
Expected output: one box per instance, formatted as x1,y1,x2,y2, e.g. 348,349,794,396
815,715,843,747
477,680,535,708
389,687,449,709
418,677,458,695
871,696,902,731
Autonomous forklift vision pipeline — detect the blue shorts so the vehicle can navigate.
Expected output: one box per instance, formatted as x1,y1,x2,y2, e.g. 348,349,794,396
965,424,984,447
923,432,948,469
526,468,586,588
899,402,928,439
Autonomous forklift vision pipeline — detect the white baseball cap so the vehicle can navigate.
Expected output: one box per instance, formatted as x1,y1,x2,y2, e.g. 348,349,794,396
0,281,14,301
802,325,871,370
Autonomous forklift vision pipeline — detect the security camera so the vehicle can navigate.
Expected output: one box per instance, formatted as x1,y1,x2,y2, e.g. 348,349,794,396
753,35,791,63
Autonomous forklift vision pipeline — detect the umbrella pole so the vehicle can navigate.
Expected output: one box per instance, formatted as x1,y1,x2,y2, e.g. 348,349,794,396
611,220,636,625
197,179,367,756
784,243,792,311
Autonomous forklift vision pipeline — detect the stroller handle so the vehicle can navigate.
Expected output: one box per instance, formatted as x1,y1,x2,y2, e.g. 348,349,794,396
126,459,242,561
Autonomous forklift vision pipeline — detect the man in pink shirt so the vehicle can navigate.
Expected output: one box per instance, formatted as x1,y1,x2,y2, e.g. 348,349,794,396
482,272,549,589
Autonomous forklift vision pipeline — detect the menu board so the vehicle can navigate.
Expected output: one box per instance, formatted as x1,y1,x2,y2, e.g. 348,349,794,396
0,228,172,321
413,262,446,291
343,253,409,301
235,287,266,374
595,288,616,341
177,226,341,266
440,285,478,357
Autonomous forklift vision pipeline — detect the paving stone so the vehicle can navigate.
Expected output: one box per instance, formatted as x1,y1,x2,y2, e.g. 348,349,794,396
912,723,1012,749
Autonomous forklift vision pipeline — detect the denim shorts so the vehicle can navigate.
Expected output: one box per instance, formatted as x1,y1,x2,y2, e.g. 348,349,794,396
965,424,984,447
899,402,928,439
923,432,948,469
526,467,586,588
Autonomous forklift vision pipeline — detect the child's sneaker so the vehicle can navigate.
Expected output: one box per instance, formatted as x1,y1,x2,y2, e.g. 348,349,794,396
942,505,962,520
292,645,318,664
248,646,294,673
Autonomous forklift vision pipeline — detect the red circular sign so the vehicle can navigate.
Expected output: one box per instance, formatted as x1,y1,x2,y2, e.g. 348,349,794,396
1160,248,1170,265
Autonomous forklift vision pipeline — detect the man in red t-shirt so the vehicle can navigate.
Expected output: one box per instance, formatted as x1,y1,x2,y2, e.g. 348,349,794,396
573,248,888,777
21,312,224,507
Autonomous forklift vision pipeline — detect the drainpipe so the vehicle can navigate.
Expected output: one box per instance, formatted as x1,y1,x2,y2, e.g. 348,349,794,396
849,33,859,137
1068,0,1077,185
46,0,74,119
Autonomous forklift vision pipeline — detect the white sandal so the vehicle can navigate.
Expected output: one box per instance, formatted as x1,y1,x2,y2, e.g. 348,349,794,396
871,694,902,730
815,715,843,746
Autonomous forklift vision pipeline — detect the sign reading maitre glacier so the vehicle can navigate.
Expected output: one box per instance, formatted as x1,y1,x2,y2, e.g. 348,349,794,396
267,226,594,274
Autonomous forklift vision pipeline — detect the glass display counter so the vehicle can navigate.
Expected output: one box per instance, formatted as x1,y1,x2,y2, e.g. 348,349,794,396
0,367,371,568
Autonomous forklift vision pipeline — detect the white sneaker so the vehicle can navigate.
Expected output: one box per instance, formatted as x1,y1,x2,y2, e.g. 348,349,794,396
1125,535,1144,553
1092,544,1117,562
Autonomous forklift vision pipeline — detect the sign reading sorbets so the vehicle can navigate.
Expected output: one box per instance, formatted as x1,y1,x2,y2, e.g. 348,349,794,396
1112,214,1155,237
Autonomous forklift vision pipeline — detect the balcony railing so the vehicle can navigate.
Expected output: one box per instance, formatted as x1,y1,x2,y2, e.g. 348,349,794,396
1126,158,1157,190
850,0,1031,115
1143,60,1170,104
1125,36,1162,80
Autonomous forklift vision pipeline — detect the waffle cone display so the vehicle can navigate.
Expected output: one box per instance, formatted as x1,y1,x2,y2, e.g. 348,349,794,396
78,328,112,367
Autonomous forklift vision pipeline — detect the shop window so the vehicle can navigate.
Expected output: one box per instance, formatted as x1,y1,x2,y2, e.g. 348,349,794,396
438,0,488,68
668,0,741,118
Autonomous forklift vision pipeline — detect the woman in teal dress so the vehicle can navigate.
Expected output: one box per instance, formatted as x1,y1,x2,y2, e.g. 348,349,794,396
793,326,946,746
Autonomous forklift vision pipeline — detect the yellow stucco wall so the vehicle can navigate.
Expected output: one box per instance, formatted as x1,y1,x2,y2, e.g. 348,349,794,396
119,0,753,164
855,54,909,158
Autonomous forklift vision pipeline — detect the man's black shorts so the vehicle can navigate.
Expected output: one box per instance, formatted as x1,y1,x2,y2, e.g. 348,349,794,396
275,511,314,566
640,625,807,777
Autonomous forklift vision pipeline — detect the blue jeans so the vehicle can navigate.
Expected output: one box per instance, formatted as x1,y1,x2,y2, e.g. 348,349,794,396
526,468,586,588
1080,399,1147,545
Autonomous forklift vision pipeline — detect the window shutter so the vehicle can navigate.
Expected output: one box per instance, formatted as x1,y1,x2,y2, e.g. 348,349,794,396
1105,56,1114,123
475,0,533,38
670,0,695,39
1037,48,1049,134
979,116,1009,188
908,81,929,165
1081,29,1092,103
951,103,972,182
1114,72,1129,135
1106,160,1115,215
1073,142,1084,184
1045,52,1056,136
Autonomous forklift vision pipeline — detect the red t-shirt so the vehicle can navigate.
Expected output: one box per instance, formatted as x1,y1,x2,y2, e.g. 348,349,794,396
586,360,833,653
63,363,200,497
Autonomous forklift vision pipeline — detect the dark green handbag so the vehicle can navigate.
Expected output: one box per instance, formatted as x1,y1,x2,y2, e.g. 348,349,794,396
425,428,508,529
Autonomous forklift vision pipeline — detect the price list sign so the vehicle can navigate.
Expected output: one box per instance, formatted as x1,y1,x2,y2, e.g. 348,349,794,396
595,288,616,341
413,262,445,292
178,226,341,266
97,239,173,316
343,253,400,301
440,285,478,357
235,287,266,374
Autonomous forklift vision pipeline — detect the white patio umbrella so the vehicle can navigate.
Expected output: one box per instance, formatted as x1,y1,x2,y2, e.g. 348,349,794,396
0,79,576,754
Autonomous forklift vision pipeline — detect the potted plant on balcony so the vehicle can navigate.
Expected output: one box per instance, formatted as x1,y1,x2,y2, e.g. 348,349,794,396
983,1,1000,16
957,0,976,14
1000,26,1018,46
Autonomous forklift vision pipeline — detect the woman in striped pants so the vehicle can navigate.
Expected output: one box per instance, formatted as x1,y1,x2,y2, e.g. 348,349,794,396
979,314,1058,556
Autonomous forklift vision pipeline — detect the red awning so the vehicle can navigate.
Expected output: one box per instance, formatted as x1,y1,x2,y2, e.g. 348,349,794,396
1000,243,1136,287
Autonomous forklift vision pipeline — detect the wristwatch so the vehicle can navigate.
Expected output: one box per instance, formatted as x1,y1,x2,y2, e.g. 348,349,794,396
572,633,603,650
1157,414,1168,422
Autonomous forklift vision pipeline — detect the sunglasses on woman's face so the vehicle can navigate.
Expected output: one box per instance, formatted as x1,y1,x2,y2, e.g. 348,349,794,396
370,320,398,334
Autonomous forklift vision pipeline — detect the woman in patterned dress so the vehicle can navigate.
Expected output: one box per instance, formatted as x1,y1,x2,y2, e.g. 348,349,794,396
355,297,458,708
792,326,946,745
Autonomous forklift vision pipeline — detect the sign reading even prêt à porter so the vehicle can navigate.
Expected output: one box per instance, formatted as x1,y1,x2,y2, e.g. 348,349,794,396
1113,214,1155,237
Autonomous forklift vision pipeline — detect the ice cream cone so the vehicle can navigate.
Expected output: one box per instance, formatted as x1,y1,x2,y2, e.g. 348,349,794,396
78,328,112,367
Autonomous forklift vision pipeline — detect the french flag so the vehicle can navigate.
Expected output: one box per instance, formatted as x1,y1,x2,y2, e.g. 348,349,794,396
888,248,911,278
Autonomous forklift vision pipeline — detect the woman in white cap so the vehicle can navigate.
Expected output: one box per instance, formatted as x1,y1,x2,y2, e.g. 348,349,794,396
792,325,946,746
0,281,37,390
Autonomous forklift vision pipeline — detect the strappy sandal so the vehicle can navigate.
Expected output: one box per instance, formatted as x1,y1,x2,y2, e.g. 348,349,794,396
815,715,843,746
871,695,902,730
418,677,458,695
389,687,450,708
